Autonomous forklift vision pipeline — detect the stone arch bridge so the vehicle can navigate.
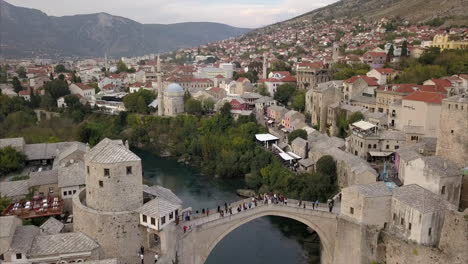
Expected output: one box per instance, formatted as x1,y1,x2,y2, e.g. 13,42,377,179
175,199,339,264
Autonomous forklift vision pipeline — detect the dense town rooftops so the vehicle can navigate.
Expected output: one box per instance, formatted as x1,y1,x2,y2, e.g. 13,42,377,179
10,225,40,253
344,75,379,86
29,232,99,257
39,217,64,235
0,216,19,239
402,91,446,104
58,162,85,188
422,156,461,178
29,169,58,187
393,184,448,214
23,142,78,161
0,180,29,198
355,182,394,197
85,138,140,164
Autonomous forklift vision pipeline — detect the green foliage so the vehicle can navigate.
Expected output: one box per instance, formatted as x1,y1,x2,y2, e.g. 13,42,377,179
397,64,446,84
12,77,22,93
349,112,364,124
269,60,292,73
233,71,258,83
336,111,364,138
291,90,305,112
16,66,27,78
0,146,26,176
401,40,408,57
332,63,370,80
123,90,156,114
10,175,29,181
54,64,67,73
117,60,128,73
185,98,203,115
257,83,270,96
44,79,70,101
288,129,307,144
0,194,12,213
274,83,297,105
426,17,446,27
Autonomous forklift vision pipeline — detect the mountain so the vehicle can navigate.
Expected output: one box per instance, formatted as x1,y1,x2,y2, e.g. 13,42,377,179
0,0,250,58
289,0,467,26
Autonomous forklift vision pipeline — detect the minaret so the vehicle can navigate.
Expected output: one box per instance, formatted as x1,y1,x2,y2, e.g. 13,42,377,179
104,52,108,71
332,43,340,63
157,54,164,116
262,54,268,80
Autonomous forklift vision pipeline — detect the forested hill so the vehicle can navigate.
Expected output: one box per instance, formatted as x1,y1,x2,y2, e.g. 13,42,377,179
0,0,250,58
284,0,467,26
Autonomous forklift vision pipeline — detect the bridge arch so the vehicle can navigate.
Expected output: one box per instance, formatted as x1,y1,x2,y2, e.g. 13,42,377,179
180,204,338,264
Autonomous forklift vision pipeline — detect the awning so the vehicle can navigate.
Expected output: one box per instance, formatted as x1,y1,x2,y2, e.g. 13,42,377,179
255,134,279,142
281,128,288,133
352,120,376,131
267,120,274,124
287,152,302,159
279,152,294,161
369,151,393,157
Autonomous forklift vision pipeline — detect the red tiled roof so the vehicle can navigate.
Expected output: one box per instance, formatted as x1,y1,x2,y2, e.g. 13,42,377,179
403,91,446,104
75,83,93,90
102,84,115,90
374,68,394,74
215,74,225,78
344,75,379,86
430,79,452,89
364,52,386,57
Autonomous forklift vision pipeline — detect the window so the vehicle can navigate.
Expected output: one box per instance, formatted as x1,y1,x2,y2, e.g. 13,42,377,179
350,207,354,215
408,223,412,230
373,144,377,149
87,166,90,174
99,181,103,188
386,145,390,149
63,191,67,196
368,144,371,149
16,253,22,259
401,218,405,226
68,191,72,195
104,168,110,176
161,216,166,225
142,215,147,223
151,217,156,225
428,227,432,236
73,190,76,194
441,186,446,195
393,213,396,221
395,145,399,150
169,212,174,220
126,166,132,175
451,130,454,134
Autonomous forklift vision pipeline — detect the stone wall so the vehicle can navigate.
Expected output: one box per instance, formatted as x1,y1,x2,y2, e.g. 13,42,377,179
73,189,143,264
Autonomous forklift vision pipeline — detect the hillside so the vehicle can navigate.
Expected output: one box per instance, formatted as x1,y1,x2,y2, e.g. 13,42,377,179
0,0,250,58
291,0,468,26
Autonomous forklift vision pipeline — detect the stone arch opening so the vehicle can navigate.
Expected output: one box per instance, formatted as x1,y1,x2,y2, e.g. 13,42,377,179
205,215,322,264
197,209,336,264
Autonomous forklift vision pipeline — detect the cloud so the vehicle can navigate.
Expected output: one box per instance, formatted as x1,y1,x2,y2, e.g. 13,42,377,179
5,0,338,28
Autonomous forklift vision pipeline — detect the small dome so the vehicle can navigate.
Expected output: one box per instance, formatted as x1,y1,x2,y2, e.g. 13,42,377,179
166,83,184,93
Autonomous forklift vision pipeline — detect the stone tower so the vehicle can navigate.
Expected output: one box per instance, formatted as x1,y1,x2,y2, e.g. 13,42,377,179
262,54,268,80
332,43,340,63
73,139,143,263
157,54,165,116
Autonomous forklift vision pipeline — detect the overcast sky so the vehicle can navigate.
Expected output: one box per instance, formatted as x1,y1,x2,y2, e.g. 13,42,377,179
5,0,338,28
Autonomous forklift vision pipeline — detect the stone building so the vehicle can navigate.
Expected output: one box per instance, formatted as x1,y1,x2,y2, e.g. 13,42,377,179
399,156,462,207
341,182,393,227
295,62,330,90
398,91,446,138
343,75,379,103
163,83,185,117
436,94,468,169
228,78,254,96
73,138,143,263
305,81,343,133
429,34,468,50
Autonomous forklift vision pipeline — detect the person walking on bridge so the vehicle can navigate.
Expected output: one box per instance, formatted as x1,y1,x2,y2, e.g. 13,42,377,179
315,200,319,209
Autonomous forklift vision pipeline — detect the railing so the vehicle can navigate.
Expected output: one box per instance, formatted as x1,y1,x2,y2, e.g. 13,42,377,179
180,196,340,232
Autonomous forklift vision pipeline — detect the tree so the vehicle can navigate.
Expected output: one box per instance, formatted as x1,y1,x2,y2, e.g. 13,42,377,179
401,40,408,57
44,79,70,101
0,195,12,213
54,64,66,73
202,98,215,113
274,83,296,105
291,90,305,112
136,96,147,113
257,83,269,96
64,94,80,108
123,90,155,114
58,74,65,80
185,98,203,115
348,112,364,124
0,146,26,175
288,129,307,144
270,60,291,73
117,60,129,73
16,66,27,78
387,44,394,62
12,77,22,93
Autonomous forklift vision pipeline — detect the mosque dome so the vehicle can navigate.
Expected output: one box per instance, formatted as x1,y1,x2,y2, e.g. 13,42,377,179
166,83,184,94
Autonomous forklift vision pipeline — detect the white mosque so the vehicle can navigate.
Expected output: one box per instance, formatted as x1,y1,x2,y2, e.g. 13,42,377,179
156,55,185,117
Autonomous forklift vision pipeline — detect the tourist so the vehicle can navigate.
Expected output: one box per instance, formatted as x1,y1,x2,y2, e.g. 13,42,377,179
315,200,319,209
206,209,210,216
217,205,220,213
284,198,288,205
140,253,144,264
202,208,205,214
229,207,232,215
141,246,145,255
154,254,159,263
303,202,306,209
224,202,228,211
312,201,315,210
183,225,187,233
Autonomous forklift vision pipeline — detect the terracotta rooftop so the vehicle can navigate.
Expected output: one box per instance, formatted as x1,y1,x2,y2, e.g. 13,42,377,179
403,91,446,104
345,75,379,86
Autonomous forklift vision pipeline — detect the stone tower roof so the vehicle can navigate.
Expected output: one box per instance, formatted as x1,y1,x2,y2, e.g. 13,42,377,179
85,138,140,164
393,184,447,214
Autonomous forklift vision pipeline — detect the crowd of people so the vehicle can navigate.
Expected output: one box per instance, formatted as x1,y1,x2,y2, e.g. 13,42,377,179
180,193,338,234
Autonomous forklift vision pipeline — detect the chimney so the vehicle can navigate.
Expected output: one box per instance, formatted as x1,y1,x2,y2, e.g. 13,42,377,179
125,140,130,150
86,143,90,152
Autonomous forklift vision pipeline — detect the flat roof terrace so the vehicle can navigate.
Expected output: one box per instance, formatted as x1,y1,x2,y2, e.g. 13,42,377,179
2,196,63,219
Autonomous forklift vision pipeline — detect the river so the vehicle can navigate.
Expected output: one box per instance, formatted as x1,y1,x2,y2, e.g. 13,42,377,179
135,149,320,264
